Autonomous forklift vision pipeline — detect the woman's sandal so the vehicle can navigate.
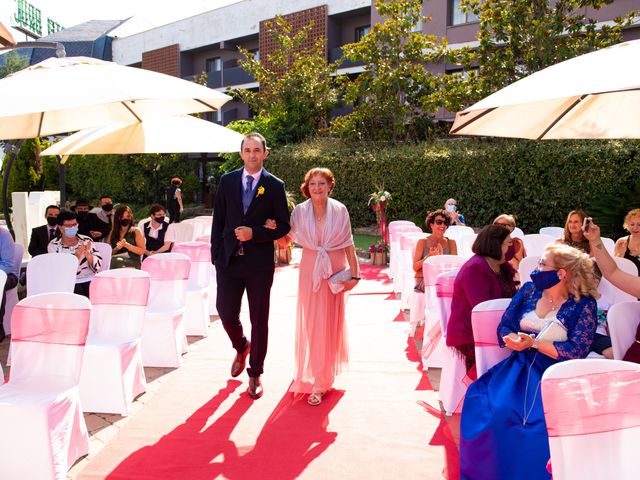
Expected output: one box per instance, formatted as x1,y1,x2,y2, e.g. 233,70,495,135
307,392,324,406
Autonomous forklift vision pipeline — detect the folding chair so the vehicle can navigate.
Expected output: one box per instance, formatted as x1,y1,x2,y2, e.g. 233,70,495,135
472,298,511,377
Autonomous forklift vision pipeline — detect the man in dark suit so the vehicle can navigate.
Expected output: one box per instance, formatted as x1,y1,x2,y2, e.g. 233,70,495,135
212,132,291,399
28,204,60,257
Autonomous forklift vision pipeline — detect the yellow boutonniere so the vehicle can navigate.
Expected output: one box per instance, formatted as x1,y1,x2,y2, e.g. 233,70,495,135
256,186,265,197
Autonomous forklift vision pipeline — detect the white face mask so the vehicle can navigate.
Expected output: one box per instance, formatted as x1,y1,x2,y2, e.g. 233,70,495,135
446,204,457,213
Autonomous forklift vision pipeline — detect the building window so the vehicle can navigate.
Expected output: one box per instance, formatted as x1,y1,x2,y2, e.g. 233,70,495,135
205,57,222,72
249,49,260,61
355,25,370,42
448,0,478,26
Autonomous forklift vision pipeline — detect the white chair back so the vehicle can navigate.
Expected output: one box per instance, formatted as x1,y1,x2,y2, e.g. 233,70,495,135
436,269,458,337
511,227,525,240
89,269,151,342
390,225,422,290
518,255,541,284
522,234,556,257
541,359,640,480
456,233,477,259
172,242,211,290
596,256,638,307
181,218,208,240
92,242,112,271
539,226,564,237
423,255,467,327
444,225,474,244
608,302,640,360
601,237,616,255
141,253,190,311
165,222,196,244
471,298,511,377
9,292,91,387
3,243,23,335
399,232,428,309
26,253,78,296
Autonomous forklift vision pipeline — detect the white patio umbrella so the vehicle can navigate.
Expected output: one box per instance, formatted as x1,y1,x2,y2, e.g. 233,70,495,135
0,56,231,140
450,40,640,140
41,115,244,157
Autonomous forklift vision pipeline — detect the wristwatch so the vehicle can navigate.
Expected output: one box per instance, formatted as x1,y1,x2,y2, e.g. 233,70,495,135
531,338,539,349
352,276,361,280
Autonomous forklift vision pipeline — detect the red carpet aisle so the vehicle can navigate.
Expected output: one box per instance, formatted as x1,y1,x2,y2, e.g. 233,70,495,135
78,265,445,479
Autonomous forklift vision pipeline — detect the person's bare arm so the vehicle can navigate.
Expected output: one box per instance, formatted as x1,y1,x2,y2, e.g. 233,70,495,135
343,245,360,291
176,189,184,212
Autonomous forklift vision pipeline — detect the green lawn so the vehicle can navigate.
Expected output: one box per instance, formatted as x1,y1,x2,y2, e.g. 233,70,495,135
353,233,379,250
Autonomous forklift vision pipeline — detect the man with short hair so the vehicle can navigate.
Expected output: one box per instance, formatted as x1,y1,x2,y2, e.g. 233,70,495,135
28,204,60,257
94,196,115,240
212,132,291,399
48,211,102,297
0,227,19,342
74,199,104,241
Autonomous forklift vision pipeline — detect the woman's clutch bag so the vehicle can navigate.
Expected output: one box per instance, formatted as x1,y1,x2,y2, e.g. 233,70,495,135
328,268,352,294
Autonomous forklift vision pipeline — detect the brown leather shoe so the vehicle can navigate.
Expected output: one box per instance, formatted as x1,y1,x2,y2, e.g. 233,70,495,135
231,341,250,378
247,376,263,399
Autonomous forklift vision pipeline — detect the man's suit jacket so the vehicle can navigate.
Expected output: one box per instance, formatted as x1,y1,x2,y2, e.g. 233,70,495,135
212,168,291,270
28,225,59,257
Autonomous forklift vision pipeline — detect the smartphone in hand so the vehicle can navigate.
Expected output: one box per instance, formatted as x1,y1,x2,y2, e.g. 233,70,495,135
582,217,592,232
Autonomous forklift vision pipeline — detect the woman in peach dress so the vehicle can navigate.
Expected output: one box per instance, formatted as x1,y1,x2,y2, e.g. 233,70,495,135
288,168,360,406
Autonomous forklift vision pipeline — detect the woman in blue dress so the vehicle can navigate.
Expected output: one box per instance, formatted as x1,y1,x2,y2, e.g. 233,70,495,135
460,243,598,480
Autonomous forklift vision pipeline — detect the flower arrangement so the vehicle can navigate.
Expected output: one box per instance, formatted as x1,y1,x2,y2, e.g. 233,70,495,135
368,187,391,245
369,241,389,254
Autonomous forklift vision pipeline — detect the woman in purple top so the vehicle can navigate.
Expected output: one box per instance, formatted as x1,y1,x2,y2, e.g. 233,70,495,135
446,224,517,376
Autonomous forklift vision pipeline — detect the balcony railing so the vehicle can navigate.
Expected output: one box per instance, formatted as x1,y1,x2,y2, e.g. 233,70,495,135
328,47,365,69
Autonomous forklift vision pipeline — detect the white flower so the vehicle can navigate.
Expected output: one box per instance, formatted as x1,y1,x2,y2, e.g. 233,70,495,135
379,196,386,202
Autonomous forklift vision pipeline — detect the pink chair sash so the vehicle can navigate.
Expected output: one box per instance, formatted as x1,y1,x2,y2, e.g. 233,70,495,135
90,276,150,306
436,275,455,298
473,310,503,346
543,369,640,437
11,304,90,345
195,235,210,244
172,242,211,262
142,257,190,281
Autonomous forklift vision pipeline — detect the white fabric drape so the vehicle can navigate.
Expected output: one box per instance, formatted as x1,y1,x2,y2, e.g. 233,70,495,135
290,198,353,292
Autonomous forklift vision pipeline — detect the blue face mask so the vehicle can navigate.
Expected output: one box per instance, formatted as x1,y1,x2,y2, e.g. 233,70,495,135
530,268,561,290
64,226,78,238
446,204,457,213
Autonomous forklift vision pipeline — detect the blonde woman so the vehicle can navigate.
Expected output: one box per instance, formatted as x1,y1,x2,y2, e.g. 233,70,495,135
613,208,640,274
460,244,597,480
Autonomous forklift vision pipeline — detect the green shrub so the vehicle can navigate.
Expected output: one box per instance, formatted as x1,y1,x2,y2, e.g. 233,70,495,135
264,138,640,236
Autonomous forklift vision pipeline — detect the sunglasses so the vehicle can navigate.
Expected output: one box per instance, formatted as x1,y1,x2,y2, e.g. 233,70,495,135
434,219,447,225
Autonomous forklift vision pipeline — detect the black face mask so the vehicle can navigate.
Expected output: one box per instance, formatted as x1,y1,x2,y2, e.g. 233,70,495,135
46,217,58,227
77,212,89,220
102,203,114,212
154,215,165,224
120,219,131,227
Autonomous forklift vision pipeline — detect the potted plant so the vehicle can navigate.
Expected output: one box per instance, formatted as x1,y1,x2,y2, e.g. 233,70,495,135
368,188,391,266
369,241,389,266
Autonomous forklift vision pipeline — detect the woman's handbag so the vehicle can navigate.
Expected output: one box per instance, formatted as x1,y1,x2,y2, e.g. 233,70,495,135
328,268,352,294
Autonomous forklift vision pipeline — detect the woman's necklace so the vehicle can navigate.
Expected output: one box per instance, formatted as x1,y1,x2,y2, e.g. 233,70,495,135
544,293,567,312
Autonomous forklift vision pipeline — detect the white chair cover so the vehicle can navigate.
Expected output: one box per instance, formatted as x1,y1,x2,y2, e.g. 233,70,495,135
608,302,640,360
601,237,616,255
399,232,428,310
522,234,556,257
541,359,640,480
0,293,91,480
194,236,218,315
456,233,477,259
3,243,23,335
472,298,511,377
181,218,208,240
172,242,211,336
420,255,466,369
165,222,196,244
140,253,190,367
390,225,422,293
80,269,150,415
596,256,638,307
92,242,112,271
436,270,468,415
27,253,78,296
539,226,564,237
388,221,417,281
443,225,474,244
518,255,541,284
511,227,525,239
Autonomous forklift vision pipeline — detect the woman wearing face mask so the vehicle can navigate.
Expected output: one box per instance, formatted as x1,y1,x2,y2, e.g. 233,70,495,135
109,205,146,269
444,198,466,226
413,209,458,292
446,225,517,376
459,243,597,480
142,204,172,259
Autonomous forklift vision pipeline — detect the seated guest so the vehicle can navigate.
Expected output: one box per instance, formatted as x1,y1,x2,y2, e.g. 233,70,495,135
446,224,517,376
613,208,640,274
460,244,597,480
109,205,145,269
74,198,104,242
557,209,592,255
28,204,60,257
444,198,466,226
48,211,102,297
143,204,172,260
0,228,19,341
94,195,115,240
413,209,458,292
493,214,527,273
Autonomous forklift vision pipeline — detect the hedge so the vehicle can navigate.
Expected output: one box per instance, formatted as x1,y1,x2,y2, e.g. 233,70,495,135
264,138,640,235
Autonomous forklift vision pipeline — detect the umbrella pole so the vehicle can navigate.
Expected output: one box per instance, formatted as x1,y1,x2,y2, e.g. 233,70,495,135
57,156,66,209
1,139,24,240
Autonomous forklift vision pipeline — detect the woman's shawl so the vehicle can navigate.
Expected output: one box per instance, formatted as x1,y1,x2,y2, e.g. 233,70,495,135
290,198,354,292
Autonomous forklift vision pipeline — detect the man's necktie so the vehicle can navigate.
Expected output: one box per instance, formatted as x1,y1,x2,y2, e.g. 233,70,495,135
243,175,254,214
49,229,55,241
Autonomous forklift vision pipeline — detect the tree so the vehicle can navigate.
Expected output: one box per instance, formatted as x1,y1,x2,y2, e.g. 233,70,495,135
331,0,449,143
234,15,340,146
0,51,29,79
442,0,636,112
